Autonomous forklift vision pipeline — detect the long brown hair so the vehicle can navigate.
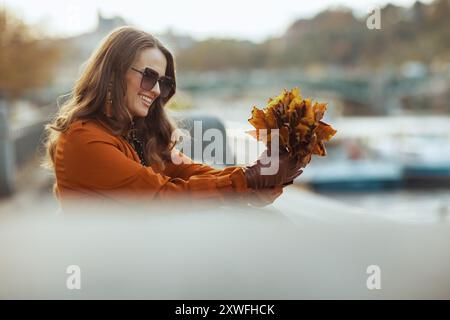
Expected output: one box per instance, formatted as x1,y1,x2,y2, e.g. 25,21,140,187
43,26,178,173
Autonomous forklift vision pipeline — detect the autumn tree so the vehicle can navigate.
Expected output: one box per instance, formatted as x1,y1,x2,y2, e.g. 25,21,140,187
0,8,63,100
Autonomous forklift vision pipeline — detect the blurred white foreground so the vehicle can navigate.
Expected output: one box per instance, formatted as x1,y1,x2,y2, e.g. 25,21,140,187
1,187,450,299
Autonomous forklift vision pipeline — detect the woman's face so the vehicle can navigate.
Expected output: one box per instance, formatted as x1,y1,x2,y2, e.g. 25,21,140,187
124,47,168,118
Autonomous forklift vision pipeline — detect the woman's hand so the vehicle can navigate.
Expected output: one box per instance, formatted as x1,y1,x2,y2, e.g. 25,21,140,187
246,185,284,207
243,150,303,189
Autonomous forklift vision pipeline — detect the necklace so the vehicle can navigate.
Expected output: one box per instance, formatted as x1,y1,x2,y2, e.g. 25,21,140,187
126,121,148,166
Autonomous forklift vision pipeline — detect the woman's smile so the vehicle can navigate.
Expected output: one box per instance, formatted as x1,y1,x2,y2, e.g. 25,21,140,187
139,94,153,108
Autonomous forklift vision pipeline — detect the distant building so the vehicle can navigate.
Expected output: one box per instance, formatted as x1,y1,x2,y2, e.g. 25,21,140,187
158,27,195,52
65,11,127,60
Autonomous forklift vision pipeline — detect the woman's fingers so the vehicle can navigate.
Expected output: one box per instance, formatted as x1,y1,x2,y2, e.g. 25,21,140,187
289,156,302,169
282,169,303,187
286,169,303,183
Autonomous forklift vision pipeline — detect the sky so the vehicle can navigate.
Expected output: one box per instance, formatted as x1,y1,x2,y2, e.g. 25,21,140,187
1,0,433,42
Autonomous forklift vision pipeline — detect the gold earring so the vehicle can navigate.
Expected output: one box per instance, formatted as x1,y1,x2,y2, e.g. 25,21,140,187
107,82,113,103
105,85,113,117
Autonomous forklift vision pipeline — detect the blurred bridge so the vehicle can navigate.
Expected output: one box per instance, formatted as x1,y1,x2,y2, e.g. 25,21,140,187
179,69,439,115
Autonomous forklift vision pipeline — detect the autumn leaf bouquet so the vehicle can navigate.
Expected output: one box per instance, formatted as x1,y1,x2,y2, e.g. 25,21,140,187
247,87,337,167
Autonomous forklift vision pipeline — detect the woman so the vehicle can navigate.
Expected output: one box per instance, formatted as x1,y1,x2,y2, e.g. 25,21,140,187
43,26,303,209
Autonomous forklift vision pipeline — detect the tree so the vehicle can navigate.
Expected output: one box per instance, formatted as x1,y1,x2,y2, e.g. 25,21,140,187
0,8,63,99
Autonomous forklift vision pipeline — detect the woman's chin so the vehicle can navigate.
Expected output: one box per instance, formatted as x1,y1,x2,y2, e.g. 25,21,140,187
140,109,150,117
135,104,151,117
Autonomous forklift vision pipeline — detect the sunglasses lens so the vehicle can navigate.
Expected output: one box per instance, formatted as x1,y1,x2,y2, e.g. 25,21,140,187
141,70,158,91
159,78,174,98
138,68,174,98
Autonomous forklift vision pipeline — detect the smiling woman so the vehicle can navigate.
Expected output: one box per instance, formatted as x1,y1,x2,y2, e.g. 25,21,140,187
42,26,303,210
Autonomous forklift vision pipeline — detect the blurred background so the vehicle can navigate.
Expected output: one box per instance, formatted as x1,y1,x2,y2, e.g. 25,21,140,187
0,0,449,222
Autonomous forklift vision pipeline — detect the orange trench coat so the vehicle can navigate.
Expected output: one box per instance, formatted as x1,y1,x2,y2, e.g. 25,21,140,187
53,119,283,208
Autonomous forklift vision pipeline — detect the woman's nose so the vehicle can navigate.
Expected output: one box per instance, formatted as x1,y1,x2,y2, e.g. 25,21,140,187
149,81,161,98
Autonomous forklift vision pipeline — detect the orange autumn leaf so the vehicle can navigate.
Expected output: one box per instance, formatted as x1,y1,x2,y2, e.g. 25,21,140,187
266,108,278,129
316,121,337,142
248,106,266,129
312,141,326,156
313,102,327,122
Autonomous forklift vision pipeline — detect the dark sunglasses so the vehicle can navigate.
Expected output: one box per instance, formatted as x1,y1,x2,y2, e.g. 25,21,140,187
131,67,174,98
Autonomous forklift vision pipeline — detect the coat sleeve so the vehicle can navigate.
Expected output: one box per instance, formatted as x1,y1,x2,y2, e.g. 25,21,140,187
162,149,236,179
162,149,284,206
61,126,250,204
